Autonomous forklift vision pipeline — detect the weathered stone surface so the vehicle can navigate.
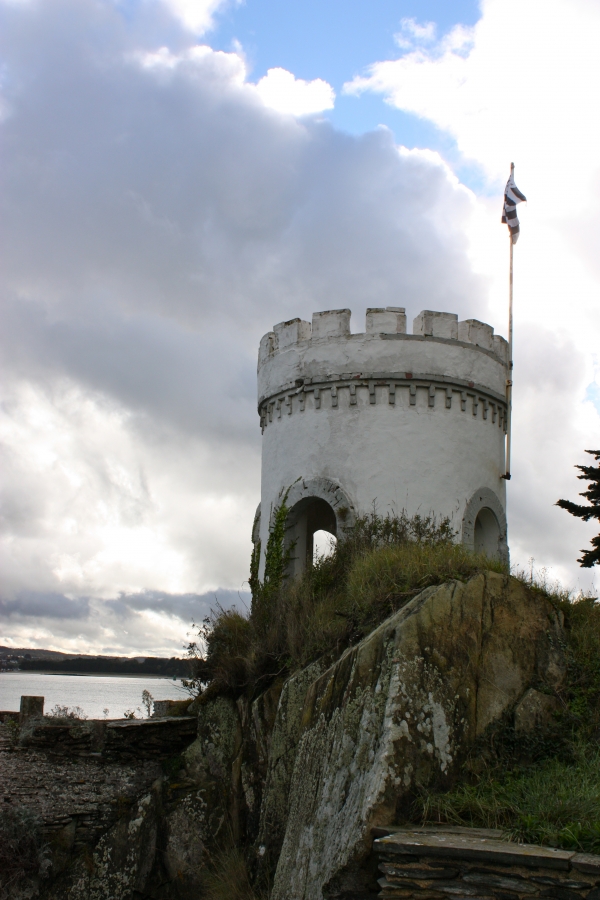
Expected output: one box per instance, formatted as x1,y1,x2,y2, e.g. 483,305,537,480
47,781,161,900
373,829,600,900
104,716,197,760
152,698,194,718
18,715,197,760
182,695,241,846
163,801,206,890
572,853,600,875
514,688,561,734
0,741,161,852
271,573,565,900
20,696,45,723
238,676,285,841
256,659,329,867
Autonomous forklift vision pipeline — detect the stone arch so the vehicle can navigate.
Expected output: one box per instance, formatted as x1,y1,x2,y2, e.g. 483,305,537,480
462,487,508,563
278,477,356,577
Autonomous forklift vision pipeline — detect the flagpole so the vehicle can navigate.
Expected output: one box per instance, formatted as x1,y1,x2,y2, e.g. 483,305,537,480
504,161,515,481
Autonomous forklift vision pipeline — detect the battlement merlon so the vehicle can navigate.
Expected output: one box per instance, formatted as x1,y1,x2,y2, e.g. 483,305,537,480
257,308,508,405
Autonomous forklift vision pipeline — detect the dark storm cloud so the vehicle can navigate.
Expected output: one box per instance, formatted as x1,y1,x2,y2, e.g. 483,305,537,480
0,0,489,651
0,591,91,620
107,588,250,621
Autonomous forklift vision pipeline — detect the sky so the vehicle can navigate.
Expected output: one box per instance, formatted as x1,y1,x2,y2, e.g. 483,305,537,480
2,0,600,656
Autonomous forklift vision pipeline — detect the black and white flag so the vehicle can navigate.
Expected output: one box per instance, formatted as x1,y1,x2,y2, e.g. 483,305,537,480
502,168,527,244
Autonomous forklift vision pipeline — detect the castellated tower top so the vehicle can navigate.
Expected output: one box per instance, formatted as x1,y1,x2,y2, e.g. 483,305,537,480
255,307,509,579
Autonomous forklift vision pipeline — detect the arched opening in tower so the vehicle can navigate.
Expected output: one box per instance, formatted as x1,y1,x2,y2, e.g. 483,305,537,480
285,497,337,576
474,507,501,558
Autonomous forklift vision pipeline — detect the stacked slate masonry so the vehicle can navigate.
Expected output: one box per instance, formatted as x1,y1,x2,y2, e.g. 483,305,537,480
374,829,600,900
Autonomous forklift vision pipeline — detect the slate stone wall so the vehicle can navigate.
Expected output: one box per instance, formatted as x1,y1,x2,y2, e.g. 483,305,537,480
374,828,600,900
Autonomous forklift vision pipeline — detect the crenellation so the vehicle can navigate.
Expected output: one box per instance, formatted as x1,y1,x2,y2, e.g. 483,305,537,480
312,308,351,339
493,333,509,364
258,331,276,367
366,306,407,335
458,318,494,350
413,310,458,340
274,317,311,349
258,308,508,370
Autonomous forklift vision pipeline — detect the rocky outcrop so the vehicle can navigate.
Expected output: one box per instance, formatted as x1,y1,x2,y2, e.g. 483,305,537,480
1,573,566,900
514,687,562,734
270,572,564,900
256,659,330,870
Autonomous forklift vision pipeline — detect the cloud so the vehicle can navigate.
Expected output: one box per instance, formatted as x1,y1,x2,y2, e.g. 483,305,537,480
394,18,437,50
159,0,230,35
346,0,600,588
0,587,251,656
0,0,488,652
0,592,91,621
255,67,335,116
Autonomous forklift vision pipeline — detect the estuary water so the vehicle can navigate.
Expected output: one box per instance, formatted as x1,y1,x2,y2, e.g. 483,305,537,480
0,672,190,719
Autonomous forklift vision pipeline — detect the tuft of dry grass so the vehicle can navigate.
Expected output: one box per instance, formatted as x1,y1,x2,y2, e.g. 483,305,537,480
187,513,508,700
203,847,267,900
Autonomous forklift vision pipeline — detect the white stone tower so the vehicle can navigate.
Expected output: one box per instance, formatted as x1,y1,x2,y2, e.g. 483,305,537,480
254,307,509,576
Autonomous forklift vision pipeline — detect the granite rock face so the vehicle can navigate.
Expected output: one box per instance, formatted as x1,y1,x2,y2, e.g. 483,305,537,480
270,572,565,900
2,573,566,899
514,687,562,734
256,659,330,871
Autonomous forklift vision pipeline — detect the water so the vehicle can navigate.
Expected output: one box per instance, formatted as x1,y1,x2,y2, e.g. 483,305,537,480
0,672,191,720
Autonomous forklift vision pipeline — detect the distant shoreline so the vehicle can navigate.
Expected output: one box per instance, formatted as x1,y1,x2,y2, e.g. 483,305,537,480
0,671,182,680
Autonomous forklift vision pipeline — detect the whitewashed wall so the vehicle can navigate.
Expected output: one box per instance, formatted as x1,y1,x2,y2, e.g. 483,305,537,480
256,308,509,576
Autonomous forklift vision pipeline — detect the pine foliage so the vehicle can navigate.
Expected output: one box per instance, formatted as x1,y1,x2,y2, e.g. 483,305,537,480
556,450,600,567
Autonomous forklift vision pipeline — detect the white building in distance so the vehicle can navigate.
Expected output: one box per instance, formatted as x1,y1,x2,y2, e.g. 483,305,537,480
254,307,509,576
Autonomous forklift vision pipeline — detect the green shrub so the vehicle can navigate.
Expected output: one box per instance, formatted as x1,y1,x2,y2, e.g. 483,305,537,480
187,510,506,701
47,704,87,720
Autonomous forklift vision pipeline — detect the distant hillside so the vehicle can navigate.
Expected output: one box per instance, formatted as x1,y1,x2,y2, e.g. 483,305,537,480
0,647,190,677
0,646,76,661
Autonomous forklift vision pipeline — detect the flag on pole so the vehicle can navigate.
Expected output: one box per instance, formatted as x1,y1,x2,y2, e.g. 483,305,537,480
502,166,527,243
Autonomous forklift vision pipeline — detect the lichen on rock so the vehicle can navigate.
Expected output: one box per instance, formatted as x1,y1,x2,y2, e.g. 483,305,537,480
271,572,565,900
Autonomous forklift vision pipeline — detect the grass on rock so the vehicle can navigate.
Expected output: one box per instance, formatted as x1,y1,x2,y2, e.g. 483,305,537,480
186,512,505,700
188,511,600,854
421,749,600,852
417,576,600,852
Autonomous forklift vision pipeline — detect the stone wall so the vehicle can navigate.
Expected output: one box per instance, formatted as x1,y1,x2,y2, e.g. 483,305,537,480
374,827,600,900
0,710,198,899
